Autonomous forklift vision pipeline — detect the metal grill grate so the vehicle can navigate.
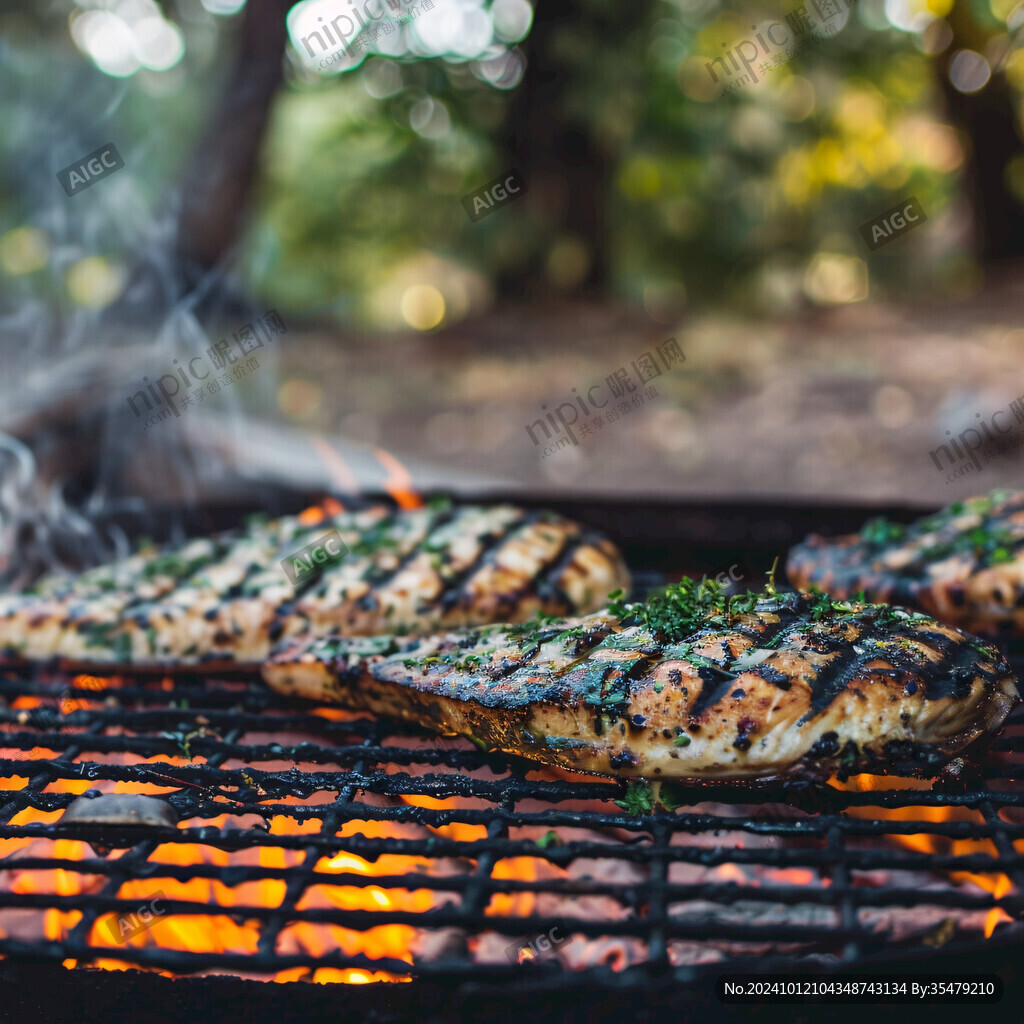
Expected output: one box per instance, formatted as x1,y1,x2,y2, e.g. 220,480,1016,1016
0,649,1021,986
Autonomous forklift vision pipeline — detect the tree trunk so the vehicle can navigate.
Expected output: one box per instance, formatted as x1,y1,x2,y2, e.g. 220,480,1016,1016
500,0,651,298
937,10,1024,264
112,0,292,322
173,0,292,289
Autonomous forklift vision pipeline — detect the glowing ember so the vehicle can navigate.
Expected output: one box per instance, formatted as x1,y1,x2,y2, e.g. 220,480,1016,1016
0,650,1018,983
832,773,1018,941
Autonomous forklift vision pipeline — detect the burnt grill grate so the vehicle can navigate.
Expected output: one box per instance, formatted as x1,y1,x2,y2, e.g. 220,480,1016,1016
0,648,1021,986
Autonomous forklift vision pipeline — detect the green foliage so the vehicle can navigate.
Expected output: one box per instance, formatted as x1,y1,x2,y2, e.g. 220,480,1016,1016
5,0,1024,319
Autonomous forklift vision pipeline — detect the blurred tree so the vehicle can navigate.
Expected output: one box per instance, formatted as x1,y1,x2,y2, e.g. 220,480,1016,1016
500,0,654,296
938,1,1024,262
174,0,293,293
4,0,1024,323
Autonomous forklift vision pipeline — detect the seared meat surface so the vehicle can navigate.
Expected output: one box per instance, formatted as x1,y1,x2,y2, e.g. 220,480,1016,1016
788,489,1024,636
0,503,629,668
263,586,1019,780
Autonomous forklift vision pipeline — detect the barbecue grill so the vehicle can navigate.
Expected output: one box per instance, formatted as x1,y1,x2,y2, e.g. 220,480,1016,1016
0,496,1021,1022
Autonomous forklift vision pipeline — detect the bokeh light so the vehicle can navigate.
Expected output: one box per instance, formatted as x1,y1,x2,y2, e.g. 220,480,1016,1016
69,0,185,76
65,257,126,309
0,228,50,277
949,49,992,93
803,253,870,305
400,284,446,329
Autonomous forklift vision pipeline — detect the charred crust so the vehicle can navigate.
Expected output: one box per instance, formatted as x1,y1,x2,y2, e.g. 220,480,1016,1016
609,748,640,769
809,731,840,758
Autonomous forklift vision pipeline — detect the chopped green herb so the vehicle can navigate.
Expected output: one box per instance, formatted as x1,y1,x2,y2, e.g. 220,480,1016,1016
614,781,654,815
966,496,994,517
554,626,586,644
142,555,188,579
113,632,132,661
806,586,832,622
605,588,630,620
506,612,563,647
535,830,561,850
861,517,907,546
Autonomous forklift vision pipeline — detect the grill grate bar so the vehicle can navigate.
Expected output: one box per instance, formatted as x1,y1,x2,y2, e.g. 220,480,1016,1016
827,824,862,963
0,636,1020,983
644,821,670,971
0,863,1019,912
2,822,1021,875
0,896,891,945
0,856,1019,913
5,752,1024,824
0,934,883,982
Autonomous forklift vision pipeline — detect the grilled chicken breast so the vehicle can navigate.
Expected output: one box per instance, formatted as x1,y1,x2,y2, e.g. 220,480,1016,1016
263,588,1019,780
788,490,1024,636
0,503,629,669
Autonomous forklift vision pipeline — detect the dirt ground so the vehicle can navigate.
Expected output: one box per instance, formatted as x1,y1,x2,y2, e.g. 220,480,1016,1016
272,274,1024,507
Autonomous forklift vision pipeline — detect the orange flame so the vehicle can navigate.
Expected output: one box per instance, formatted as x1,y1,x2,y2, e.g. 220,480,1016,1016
832,774,1018,941
372,447,423,510
310,436,360,497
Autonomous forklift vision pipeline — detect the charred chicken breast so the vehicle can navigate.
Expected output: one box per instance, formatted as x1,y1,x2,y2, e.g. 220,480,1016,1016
263,583,1019,780
0,503,629,669
788,489,1024,636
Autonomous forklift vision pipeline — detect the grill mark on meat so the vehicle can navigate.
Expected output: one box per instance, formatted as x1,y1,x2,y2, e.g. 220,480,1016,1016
530,529,600,607
0,505,630,667
787,491,1024,635
264,594,1020,780
436,509,535,613
910,628,999,699
360,505,460,590
795,630,877,725
676,609,803,717
688,661,748,718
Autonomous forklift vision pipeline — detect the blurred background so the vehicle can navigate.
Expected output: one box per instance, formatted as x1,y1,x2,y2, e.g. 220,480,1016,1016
1,0,1024,515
